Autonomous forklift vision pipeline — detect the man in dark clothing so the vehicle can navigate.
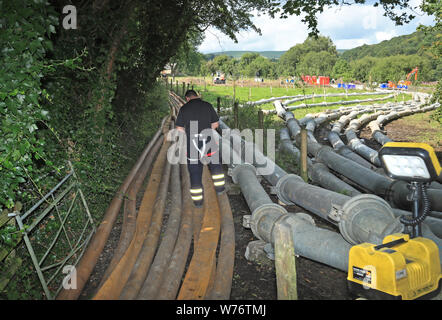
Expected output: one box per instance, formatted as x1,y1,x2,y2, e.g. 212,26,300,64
175,90,225,207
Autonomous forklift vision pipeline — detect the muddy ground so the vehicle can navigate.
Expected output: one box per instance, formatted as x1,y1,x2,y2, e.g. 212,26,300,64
80,111,440,300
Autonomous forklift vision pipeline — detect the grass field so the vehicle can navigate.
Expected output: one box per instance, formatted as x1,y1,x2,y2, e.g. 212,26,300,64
179,81,412,120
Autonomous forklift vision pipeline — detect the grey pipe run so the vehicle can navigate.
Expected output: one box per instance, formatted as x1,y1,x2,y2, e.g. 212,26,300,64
276,99,442,199
247,91,391,108
309,142,442,212
315,101,442,191
328,111,379,169
344,104,423,167
280,127,361,197
368,103,438,146
367,102,442,187
230,153,352,272
283,91,392,106
221,135,361,272
278,107,442,213
219,122,442,267
220,120,408,247
284,94,394,112
329,103,413,168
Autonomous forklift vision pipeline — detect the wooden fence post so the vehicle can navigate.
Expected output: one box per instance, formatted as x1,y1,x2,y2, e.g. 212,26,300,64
258,109,264,129
233,102,239,129
300,127,308,182
274,219,298,300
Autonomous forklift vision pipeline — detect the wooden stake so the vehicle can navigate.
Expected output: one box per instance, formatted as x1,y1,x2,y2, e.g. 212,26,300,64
258,109,264,129
300,127,308,182
274,220,298,300
234,102,239,129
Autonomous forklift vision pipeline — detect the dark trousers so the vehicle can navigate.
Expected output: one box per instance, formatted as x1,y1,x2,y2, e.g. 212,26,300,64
187,138,225,204
187,158,224,190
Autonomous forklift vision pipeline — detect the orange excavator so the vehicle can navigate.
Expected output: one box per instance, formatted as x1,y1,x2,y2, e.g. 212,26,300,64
398,67,419,87
387,67,418,89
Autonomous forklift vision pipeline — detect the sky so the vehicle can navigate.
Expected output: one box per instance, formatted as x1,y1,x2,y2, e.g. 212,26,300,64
198,0,435,53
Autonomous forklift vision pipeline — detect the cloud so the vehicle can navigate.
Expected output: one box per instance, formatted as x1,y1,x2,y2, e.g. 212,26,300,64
198,1,435,53
199,14,309,53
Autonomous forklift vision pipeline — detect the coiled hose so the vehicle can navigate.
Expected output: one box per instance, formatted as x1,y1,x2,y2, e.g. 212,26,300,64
400,183,431,226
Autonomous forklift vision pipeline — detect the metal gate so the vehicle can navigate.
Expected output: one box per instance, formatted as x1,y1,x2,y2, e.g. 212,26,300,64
8,162,95,299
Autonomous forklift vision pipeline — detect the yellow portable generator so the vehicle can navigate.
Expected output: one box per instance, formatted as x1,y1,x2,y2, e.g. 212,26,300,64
347,233,441,300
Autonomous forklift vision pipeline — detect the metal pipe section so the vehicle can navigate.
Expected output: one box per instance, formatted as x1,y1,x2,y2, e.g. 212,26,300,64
280,128,361,197
368,121,393,145
236,160,352,271
224,137,352,271
286,103,442,212
308,143,442,212
281,213,352,272
285,94,394,112
275,102,442,212
327,110,377,169
221,120,405,246
344,104,418,167
345,129,381,167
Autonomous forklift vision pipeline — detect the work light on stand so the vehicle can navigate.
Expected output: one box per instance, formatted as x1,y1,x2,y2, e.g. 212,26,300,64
379,142,442,238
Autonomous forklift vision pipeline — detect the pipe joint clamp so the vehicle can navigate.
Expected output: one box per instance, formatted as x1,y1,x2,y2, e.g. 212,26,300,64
338,194,397,245
251,203,288,243
275,174,304,205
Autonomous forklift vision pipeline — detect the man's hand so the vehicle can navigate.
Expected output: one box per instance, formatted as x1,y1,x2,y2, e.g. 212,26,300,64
211,121,219,130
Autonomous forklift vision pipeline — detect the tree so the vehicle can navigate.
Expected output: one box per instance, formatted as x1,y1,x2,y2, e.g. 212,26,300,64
332,58,352,82
239,52,261,74
247,56,277,78
169,31,205,79
296,50,337,76
278,35,338,76
350,57,378,83
212,55,233,74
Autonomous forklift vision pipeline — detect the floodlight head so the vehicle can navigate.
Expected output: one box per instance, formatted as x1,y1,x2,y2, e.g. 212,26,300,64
379,142,441,183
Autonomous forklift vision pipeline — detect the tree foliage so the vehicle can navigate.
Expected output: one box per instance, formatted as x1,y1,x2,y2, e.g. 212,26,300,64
278,35,337,76
271,0,418,36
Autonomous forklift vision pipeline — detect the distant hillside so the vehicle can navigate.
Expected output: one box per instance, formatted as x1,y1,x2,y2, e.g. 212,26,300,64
205,49,348,60
205,51,286,60
341,30,436,61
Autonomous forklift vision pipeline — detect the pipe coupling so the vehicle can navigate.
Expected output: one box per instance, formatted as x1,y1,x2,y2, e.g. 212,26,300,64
337,194,402,245
251,203,288,243
315,144,335,160
275,174,304,205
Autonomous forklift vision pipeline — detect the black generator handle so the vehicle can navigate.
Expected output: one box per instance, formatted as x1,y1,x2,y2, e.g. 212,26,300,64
374,238,407,251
